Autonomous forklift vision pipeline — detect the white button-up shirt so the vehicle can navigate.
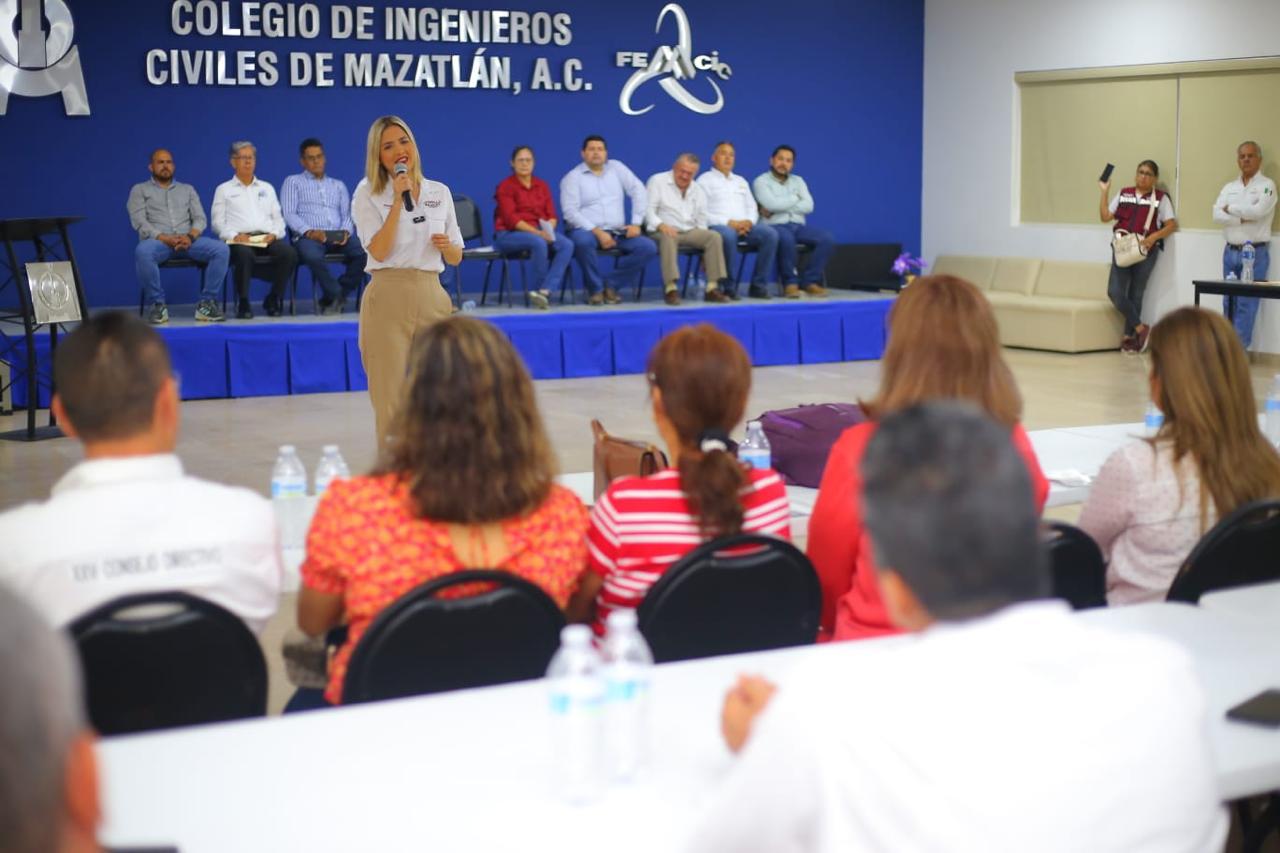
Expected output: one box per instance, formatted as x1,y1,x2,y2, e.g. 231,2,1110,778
211,176,287,241
351,177,464,272
686,601,1227,853
0,454,282,634
1213,173,1277,245
644,170,709,232
696,168,759,227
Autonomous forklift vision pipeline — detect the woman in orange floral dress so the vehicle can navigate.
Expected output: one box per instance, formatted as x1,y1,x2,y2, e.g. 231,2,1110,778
294,316,589,707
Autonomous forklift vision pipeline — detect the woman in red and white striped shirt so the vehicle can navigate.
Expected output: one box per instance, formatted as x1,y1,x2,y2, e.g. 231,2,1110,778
570,324,791,634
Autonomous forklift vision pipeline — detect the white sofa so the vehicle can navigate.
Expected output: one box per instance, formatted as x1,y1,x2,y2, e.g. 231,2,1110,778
932,255,1123,353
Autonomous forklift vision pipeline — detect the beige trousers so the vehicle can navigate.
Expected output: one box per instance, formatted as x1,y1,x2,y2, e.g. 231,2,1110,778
358,268,453,449
652,228,727,291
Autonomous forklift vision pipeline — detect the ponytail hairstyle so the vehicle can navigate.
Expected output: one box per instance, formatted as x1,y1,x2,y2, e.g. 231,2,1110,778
647,324,752,536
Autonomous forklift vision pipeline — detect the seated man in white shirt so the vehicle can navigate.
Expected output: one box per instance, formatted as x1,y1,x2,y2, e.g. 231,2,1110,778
696,141,780,299
0,313,282,634
0,584,102,853
689,401,1226,853
645,153,730,306
211,140,298,320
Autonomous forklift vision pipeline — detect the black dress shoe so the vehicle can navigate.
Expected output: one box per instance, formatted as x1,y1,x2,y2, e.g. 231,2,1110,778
236,300,254,320
264,295,283,317
749,284,771,299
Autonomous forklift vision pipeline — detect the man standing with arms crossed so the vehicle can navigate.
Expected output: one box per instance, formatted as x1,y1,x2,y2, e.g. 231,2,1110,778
281,137,367,316
127,149,229,324
753,145,833,298
1213,140,1277,347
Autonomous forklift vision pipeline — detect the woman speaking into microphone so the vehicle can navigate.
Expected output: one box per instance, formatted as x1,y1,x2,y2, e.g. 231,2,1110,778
352,115,464,449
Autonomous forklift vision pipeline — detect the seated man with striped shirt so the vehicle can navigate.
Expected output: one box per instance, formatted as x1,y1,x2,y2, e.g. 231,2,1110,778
281,137,367,316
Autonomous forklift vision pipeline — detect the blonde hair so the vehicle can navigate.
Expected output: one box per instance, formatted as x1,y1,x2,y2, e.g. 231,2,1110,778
863,275,1022,427
1148,307,1280,529
364,115,423,195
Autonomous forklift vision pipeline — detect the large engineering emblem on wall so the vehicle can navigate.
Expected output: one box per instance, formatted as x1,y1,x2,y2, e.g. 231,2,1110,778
0,0,90,115
618,3,732,116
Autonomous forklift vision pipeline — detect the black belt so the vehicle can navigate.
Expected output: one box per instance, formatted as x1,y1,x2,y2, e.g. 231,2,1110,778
1228,242,1269,250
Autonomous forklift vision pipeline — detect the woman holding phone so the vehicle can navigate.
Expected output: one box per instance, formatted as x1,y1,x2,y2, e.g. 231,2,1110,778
352,115,464,449
1099,160,1177,353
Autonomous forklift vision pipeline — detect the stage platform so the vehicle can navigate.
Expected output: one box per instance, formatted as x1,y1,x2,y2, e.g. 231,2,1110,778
10,292,892,406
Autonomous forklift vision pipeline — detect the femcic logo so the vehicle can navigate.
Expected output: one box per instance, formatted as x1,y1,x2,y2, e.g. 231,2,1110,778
0,0,91,115
616,3,732,117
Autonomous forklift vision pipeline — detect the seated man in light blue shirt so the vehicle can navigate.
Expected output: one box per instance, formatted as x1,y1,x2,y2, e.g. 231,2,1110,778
280,138,367,316
752,145,833,298
559,134,657,305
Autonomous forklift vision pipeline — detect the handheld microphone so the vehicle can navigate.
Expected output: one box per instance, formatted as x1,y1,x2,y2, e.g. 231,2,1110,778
395,162,413,212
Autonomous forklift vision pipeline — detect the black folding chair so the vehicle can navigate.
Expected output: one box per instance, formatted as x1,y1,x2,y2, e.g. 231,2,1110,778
1042,520,1107,609
292,248,368,315
451,194,530,308
1167,499,1280,603
636,533,820,663
138,257,214,315
342,570,565,704
69,591,267,736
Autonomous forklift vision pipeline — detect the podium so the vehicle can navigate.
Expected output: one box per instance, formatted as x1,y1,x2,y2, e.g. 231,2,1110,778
0,216,87,441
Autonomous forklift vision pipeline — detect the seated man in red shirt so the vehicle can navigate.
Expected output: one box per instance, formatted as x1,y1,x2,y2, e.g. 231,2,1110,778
493,145,574,310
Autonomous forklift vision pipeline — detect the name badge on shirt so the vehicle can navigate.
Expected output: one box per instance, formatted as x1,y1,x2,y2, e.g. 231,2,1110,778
413,215,426,224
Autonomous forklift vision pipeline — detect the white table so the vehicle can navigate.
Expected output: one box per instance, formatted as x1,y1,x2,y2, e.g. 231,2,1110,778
1200,580,1280,625
98,602,1280,851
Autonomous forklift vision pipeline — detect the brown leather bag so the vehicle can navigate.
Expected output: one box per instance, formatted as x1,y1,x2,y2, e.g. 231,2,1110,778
591,419,669,501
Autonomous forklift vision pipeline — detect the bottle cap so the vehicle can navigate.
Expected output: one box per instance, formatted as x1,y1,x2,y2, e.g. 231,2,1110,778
323,444,338,453
560,625,592,646
606,609,638,631
279,444,296,453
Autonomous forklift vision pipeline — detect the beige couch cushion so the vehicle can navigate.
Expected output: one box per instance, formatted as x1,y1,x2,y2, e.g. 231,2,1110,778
990,258,1042,295
983,293,1124,352
931,255,998,290
1035,260,1112,301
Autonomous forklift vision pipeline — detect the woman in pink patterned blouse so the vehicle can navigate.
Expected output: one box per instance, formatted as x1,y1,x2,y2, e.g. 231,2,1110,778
1079,307,1280,604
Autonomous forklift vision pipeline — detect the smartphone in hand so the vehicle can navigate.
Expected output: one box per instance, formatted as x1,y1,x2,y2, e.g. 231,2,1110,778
1099,163,1115,184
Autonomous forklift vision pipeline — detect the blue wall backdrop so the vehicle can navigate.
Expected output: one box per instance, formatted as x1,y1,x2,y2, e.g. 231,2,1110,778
0,0,923,308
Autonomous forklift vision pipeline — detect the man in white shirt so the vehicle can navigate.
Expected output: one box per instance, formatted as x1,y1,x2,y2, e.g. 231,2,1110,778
0,313,282,634
211,140,298,320
1212,140,1277,347
645,153,729,305
696,141,780,299
689,402,1227,853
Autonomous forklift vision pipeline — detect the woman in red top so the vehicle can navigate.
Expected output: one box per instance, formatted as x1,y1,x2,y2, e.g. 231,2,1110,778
295,316,589,706
493,145,575,310
572,324,791,632
806,275,1048,642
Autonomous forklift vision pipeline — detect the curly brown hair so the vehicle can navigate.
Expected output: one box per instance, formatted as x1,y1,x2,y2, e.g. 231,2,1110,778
648,324,752,536
377,316,556,523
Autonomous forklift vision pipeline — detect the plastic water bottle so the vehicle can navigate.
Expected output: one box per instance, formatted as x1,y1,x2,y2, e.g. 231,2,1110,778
461,299,477,312
1242,242,1256,283
271,445,308,548
1265,375,1280,448
547,625,605,803
1144,402,1164,437
738,420,772,470
694,275,707,300
602,610,653,782
313,445,350,496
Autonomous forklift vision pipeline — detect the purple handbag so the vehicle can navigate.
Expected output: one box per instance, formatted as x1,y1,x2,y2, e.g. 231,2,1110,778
756,403,867,487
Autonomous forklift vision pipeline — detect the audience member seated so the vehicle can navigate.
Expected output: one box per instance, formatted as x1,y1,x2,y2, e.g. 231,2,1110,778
0,584,102,853
296,316,589,707
0,313,282,632
572,324,790,634
211,140,297,320
688,402,1227,852
752,144,833,298
280,136,367,316
806,275,1047,642
493,145,574,310
126,147,229,324
1079,307,1280,604
645,152,731,305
